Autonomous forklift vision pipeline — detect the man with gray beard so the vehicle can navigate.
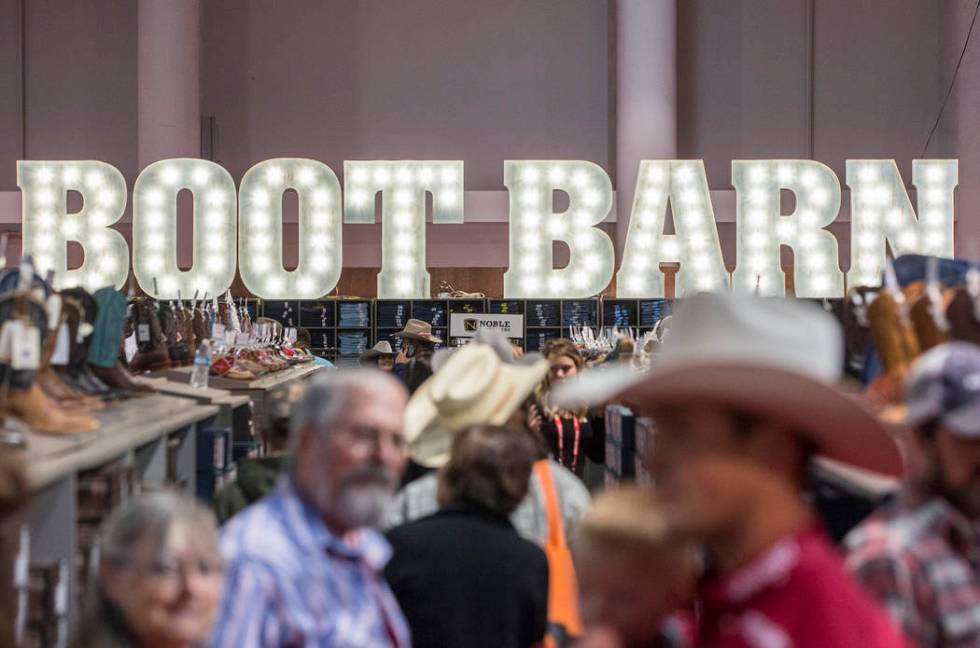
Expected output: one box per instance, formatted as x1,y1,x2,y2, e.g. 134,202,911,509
211,371,411,647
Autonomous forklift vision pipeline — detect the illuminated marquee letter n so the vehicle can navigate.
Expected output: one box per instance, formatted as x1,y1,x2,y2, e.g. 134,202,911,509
847,159,957,288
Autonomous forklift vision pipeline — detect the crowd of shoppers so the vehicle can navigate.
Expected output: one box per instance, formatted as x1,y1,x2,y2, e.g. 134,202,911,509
58,288,980,647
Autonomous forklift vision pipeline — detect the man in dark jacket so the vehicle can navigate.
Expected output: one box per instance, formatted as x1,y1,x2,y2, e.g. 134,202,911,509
386,424,549,648
213,383,301,523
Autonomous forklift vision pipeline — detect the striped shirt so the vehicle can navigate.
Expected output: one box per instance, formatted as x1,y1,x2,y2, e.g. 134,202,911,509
211,476,411,647
846,495,980,647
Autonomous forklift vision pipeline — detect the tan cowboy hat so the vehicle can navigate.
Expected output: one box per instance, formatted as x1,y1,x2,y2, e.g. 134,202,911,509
359,341,396,363
392,318,443,345
405,343,549,468
553,292,904,477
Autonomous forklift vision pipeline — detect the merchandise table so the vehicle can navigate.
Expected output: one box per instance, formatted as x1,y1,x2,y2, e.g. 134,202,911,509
160,363,325,451
136,377,252,444
5,395,220,643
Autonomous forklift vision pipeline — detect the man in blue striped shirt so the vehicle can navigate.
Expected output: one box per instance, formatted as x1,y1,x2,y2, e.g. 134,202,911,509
211,371,411,647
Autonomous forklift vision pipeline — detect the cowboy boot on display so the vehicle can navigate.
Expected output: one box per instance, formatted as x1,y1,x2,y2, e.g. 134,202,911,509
87,288,155,395
127,297,172,373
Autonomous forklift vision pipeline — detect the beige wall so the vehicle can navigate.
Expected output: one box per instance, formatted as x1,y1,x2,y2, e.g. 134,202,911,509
0,0,964,274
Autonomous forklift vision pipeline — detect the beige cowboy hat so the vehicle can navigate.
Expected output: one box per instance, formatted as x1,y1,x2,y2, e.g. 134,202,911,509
392,318,443,345
553,292,904,477
405,343,549,468
359,341,396,363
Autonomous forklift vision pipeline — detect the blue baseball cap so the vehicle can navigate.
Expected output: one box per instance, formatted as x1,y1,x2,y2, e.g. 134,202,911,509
904,342,980,438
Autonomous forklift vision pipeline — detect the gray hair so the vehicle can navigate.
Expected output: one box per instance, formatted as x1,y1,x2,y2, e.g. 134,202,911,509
289,369,404,447
99,490,217,567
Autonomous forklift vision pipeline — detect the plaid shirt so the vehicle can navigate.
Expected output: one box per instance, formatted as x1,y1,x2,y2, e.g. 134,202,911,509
211,476,411,647
846,495,980,647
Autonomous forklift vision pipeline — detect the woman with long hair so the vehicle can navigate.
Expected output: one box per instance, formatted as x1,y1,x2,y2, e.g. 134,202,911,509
531,339,605,480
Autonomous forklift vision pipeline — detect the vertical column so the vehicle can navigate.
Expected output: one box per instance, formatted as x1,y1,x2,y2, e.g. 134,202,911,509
939,2,980,256
615,0,677,259
138,0,201,268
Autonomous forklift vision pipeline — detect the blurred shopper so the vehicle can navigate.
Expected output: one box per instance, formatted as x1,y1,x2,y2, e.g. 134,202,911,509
386,336,591,547
386,424,548,648
561,294,909,647
360,341,396,371
212,371,410,647
573,487,696,648
532,339,604,479
392,319,440,394
294,328,335,368
74,492,224,648
213,382,303,524
847,342,980,647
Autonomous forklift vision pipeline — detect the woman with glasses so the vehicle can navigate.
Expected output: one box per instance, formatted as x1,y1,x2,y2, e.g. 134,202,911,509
74,491,224,648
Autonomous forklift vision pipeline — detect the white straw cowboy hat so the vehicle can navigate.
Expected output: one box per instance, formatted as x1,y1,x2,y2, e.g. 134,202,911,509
405,343,549,468
553,292,904,477
359,341,396,363
392,318,443,345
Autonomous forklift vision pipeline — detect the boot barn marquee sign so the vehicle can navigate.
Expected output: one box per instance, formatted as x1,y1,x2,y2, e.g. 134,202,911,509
16,157,956,300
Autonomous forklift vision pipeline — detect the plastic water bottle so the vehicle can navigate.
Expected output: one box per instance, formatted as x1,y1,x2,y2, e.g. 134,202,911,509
190,339,212,389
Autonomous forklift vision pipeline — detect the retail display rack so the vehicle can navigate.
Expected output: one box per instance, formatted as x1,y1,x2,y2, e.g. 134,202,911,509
254,299,373,365
253,297,686,356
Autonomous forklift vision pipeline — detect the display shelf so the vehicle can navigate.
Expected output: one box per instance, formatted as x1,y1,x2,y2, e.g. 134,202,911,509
259,300,300,327
163,362,323,392
604,404,637,485
256,299,373,360
488,300,524,315
136,377,253,447
161,363,324,452
22,395,218,491
7,395,220,634
374,299,487,349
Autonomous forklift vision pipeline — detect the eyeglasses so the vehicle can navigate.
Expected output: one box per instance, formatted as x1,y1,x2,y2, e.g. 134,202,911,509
132,556,225,584
341,425,407,453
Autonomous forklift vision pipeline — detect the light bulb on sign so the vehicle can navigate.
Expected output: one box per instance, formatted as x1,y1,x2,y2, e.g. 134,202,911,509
192,167,211,185
133,158,237,299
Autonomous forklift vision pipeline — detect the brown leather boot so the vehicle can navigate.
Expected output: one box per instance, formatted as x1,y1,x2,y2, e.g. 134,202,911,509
5,384,98,435
90,362,156,395
36,367,104,410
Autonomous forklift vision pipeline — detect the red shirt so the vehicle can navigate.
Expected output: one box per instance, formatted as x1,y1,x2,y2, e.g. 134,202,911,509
698,525,911,647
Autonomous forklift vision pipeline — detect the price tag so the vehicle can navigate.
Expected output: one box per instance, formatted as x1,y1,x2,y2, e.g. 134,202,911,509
213,323,226,340
50,323,71,366
224,330,236,345
123,333,138,364
14,526,29,587
0,320,19,364
137,323,150,343
12,326,41,370
54,560,69,615
236,332,251,346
